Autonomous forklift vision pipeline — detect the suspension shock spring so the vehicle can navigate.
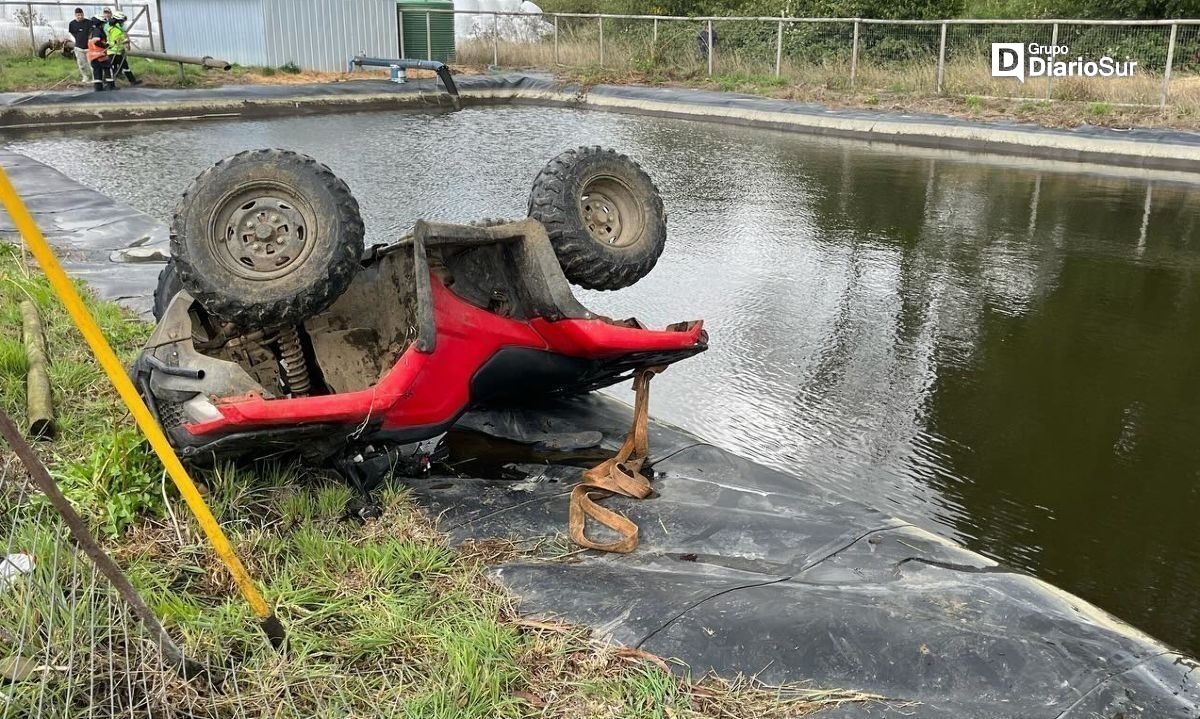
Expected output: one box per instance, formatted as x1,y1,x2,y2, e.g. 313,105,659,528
276,326,310,397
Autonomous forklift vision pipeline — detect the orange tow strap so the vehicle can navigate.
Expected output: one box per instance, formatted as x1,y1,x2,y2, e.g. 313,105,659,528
569,367,663,553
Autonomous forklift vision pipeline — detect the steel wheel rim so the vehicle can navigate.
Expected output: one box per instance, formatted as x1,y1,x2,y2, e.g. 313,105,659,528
579,174,643,248
208,184,318,281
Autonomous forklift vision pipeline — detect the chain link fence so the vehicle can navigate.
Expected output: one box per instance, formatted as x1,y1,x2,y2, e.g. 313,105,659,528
449,10,1200,110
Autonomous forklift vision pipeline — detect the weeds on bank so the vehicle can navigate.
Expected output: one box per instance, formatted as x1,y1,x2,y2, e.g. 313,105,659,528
452,32,1200,130
0,241,881,716
555,60,1200,130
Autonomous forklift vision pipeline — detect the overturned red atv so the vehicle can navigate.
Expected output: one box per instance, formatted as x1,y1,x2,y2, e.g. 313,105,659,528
136,147,706,477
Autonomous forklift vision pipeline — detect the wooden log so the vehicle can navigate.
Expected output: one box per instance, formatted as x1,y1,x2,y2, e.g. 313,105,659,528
19,301,54,440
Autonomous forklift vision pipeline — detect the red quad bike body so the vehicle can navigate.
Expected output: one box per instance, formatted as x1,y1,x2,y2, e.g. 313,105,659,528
135,219,706,465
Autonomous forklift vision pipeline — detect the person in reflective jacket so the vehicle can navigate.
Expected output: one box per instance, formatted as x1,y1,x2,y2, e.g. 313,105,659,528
105,11,141,86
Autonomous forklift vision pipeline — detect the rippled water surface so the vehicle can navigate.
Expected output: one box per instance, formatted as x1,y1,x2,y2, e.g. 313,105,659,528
8,106,1200,654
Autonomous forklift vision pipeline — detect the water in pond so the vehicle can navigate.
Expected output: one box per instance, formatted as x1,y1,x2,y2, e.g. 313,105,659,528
7,106,1200,655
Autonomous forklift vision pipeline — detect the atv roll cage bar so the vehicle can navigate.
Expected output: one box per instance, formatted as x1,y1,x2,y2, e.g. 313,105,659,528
380,218,599,354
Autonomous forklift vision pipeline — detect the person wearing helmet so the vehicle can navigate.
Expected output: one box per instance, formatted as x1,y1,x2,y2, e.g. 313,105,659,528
105,11,142,86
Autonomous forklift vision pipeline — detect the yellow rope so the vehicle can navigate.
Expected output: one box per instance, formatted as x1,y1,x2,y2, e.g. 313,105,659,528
0,164,276,625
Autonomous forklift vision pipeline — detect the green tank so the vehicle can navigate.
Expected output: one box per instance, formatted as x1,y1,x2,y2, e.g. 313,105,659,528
397,0,456,63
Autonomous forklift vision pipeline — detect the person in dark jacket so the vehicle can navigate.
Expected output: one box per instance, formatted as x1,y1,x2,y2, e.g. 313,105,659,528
68,7,95,84
87,26,114,92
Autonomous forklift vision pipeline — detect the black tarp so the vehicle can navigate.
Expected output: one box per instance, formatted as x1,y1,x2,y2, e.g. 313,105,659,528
0,148,166,314
425,395,1200,718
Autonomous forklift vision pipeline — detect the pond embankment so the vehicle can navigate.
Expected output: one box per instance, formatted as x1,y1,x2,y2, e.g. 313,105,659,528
3,74,1199,172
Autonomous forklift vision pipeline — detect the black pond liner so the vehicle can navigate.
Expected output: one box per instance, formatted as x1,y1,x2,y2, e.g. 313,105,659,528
3,135,1199,719
433,396,1199,719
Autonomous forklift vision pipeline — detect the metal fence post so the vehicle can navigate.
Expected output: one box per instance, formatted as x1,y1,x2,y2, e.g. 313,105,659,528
652,17,658,56
126,5,148,49
707,18,713,75
145,3,156,51
1046,22,1058,100
553,14,559,65
156,0,165,52
850,19,860,89
775,18,784,77
598,15,604,67
399,10,405,57
492,12,499,65
425,10,432,61
26,2,36,55
1161,22,1178,109
936,22,947,94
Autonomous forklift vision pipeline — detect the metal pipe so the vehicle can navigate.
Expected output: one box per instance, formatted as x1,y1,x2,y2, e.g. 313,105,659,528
850,19,859,89
1161,22,1178,108
936,22,947,94
389,7,1200,25
1046,23,1058,100
492,12,499,65
156,0,165,52
426,10,432,61
129,5,148,49
599,15,604,67
775,18,783,77
352,55,450,71
144,4,155,51
350,55,459,96
553,14,559,65
127,49,231,70
7,4,1200,25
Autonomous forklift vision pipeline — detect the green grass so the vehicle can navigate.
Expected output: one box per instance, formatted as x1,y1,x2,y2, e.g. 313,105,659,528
0,50,208,91
0,242,878,716
0,49,294,92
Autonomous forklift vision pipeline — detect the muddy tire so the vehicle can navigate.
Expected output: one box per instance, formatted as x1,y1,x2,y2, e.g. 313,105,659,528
152,260,183,322
169,149,364,329
528,147,666,291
